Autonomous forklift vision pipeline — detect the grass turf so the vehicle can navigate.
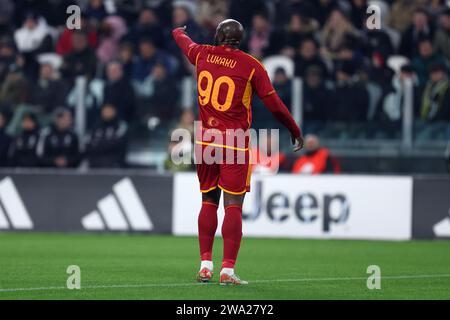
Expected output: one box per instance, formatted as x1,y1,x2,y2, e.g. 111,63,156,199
0,233,449,299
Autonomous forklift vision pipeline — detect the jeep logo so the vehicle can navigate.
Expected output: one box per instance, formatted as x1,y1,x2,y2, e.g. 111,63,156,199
243,181,350,232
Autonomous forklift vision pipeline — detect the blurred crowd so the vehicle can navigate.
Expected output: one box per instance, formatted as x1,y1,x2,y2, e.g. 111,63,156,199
0,0,449,171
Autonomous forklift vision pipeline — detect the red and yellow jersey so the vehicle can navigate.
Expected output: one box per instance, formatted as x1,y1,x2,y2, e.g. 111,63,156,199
187,44,274,133
172,28,301,150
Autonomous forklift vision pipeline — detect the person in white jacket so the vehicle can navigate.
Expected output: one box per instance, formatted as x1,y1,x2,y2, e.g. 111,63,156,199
14,12,54,54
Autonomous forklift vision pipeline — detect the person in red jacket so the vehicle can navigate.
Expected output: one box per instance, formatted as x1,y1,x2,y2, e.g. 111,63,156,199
172,19,303,285
251,131,286,174
292,134,341,174
56,15,97,56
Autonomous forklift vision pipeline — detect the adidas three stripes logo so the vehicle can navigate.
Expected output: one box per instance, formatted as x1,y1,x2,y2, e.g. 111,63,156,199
81,178,154,231
0,177,33,230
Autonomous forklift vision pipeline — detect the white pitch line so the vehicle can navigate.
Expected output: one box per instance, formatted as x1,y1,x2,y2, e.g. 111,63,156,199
1,274,450,293
251,274,450,284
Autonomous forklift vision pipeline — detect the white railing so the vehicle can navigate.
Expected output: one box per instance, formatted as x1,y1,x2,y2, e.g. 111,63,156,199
402,77,414,151
74,76,87,150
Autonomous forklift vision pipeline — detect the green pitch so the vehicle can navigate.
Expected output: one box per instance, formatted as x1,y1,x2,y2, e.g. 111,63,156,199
0,233,449,300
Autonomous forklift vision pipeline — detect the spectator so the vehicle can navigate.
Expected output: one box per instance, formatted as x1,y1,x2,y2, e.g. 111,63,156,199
117,42,134,79
311,0,340,26
0,67,29,109
61,30,97,81
197,0,229,32
272,67,292,108
167,2,207,76
13,12,53,78
367,52,395,90
246,13,273,59
381,64,420,124
270,12,320,58
28,0,78,27
434,8,450,61
349,0,367,29
164,139,193,172
0,0,14,39
114,0,142,24
174,108,195,139
55,14,98,56
362,17,395,59
30,63,69,115
0,37,21,84
104,60,136,122
412,37,446,86
388,0,428,33
332,61,369,122
0,37,16,82
132,38,171,82
419,62,450,122
428,0,446,19
84,0,108,25
96,15,128,64
229,0,268,29
14,12,53,55
0,108,12,166
0,61,31,136
146,62,180,120
9,112,40,167
251,131,287,174
334,41,364,75
123,7,164,48
292,134,341,174
38,108,80,168
303,66,333,122
164,108,195,172
320,9,358,59
294,38,328,78
86,103,128,168
172,1,206,43
399,8,435,58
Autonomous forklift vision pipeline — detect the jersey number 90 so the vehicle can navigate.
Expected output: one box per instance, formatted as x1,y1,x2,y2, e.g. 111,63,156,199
198,70,236,112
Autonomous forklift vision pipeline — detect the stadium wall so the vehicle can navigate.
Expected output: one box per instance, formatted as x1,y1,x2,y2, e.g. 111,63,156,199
0,171,448,240
0,171,173,233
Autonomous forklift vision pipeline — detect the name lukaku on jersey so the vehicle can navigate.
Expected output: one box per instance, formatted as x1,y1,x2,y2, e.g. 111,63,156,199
206,54,237,69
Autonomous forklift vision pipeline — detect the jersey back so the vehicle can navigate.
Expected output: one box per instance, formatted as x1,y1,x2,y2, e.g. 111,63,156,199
188,45,275,134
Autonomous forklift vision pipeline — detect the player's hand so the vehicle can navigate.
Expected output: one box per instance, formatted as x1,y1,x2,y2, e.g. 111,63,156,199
178,26,187,34
291,136,304,152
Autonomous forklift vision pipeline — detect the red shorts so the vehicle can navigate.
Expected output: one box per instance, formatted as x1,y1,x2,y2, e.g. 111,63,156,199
195,143,251,195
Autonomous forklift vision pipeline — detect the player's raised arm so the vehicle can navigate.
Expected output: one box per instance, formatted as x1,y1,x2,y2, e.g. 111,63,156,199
252,63,304,151
172,26,202,65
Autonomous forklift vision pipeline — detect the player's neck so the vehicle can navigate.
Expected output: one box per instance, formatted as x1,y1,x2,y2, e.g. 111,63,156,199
218,44,239,50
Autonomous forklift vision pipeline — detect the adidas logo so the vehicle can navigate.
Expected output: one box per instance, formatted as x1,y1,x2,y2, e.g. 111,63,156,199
82,178,153,231
0,177,33,230
433,209,450,237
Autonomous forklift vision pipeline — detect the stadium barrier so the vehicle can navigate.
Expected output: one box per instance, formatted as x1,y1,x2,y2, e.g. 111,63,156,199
0,170,448,240
412,176,450,239
0,171,172,233
173,173,413,240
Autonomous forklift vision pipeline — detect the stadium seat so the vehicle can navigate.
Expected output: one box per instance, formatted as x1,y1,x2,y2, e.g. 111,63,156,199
262,55,295,81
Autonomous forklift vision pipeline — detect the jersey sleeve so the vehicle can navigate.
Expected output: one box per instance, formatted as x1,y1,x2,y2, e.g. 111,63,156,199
172,28,203,65
251,59,275,99
249,57,301,138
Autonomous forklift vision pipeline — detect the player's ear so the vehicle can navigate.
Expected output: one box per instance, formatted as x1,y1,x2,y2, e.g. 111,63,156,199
215,32,225,45
213,33,219,46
